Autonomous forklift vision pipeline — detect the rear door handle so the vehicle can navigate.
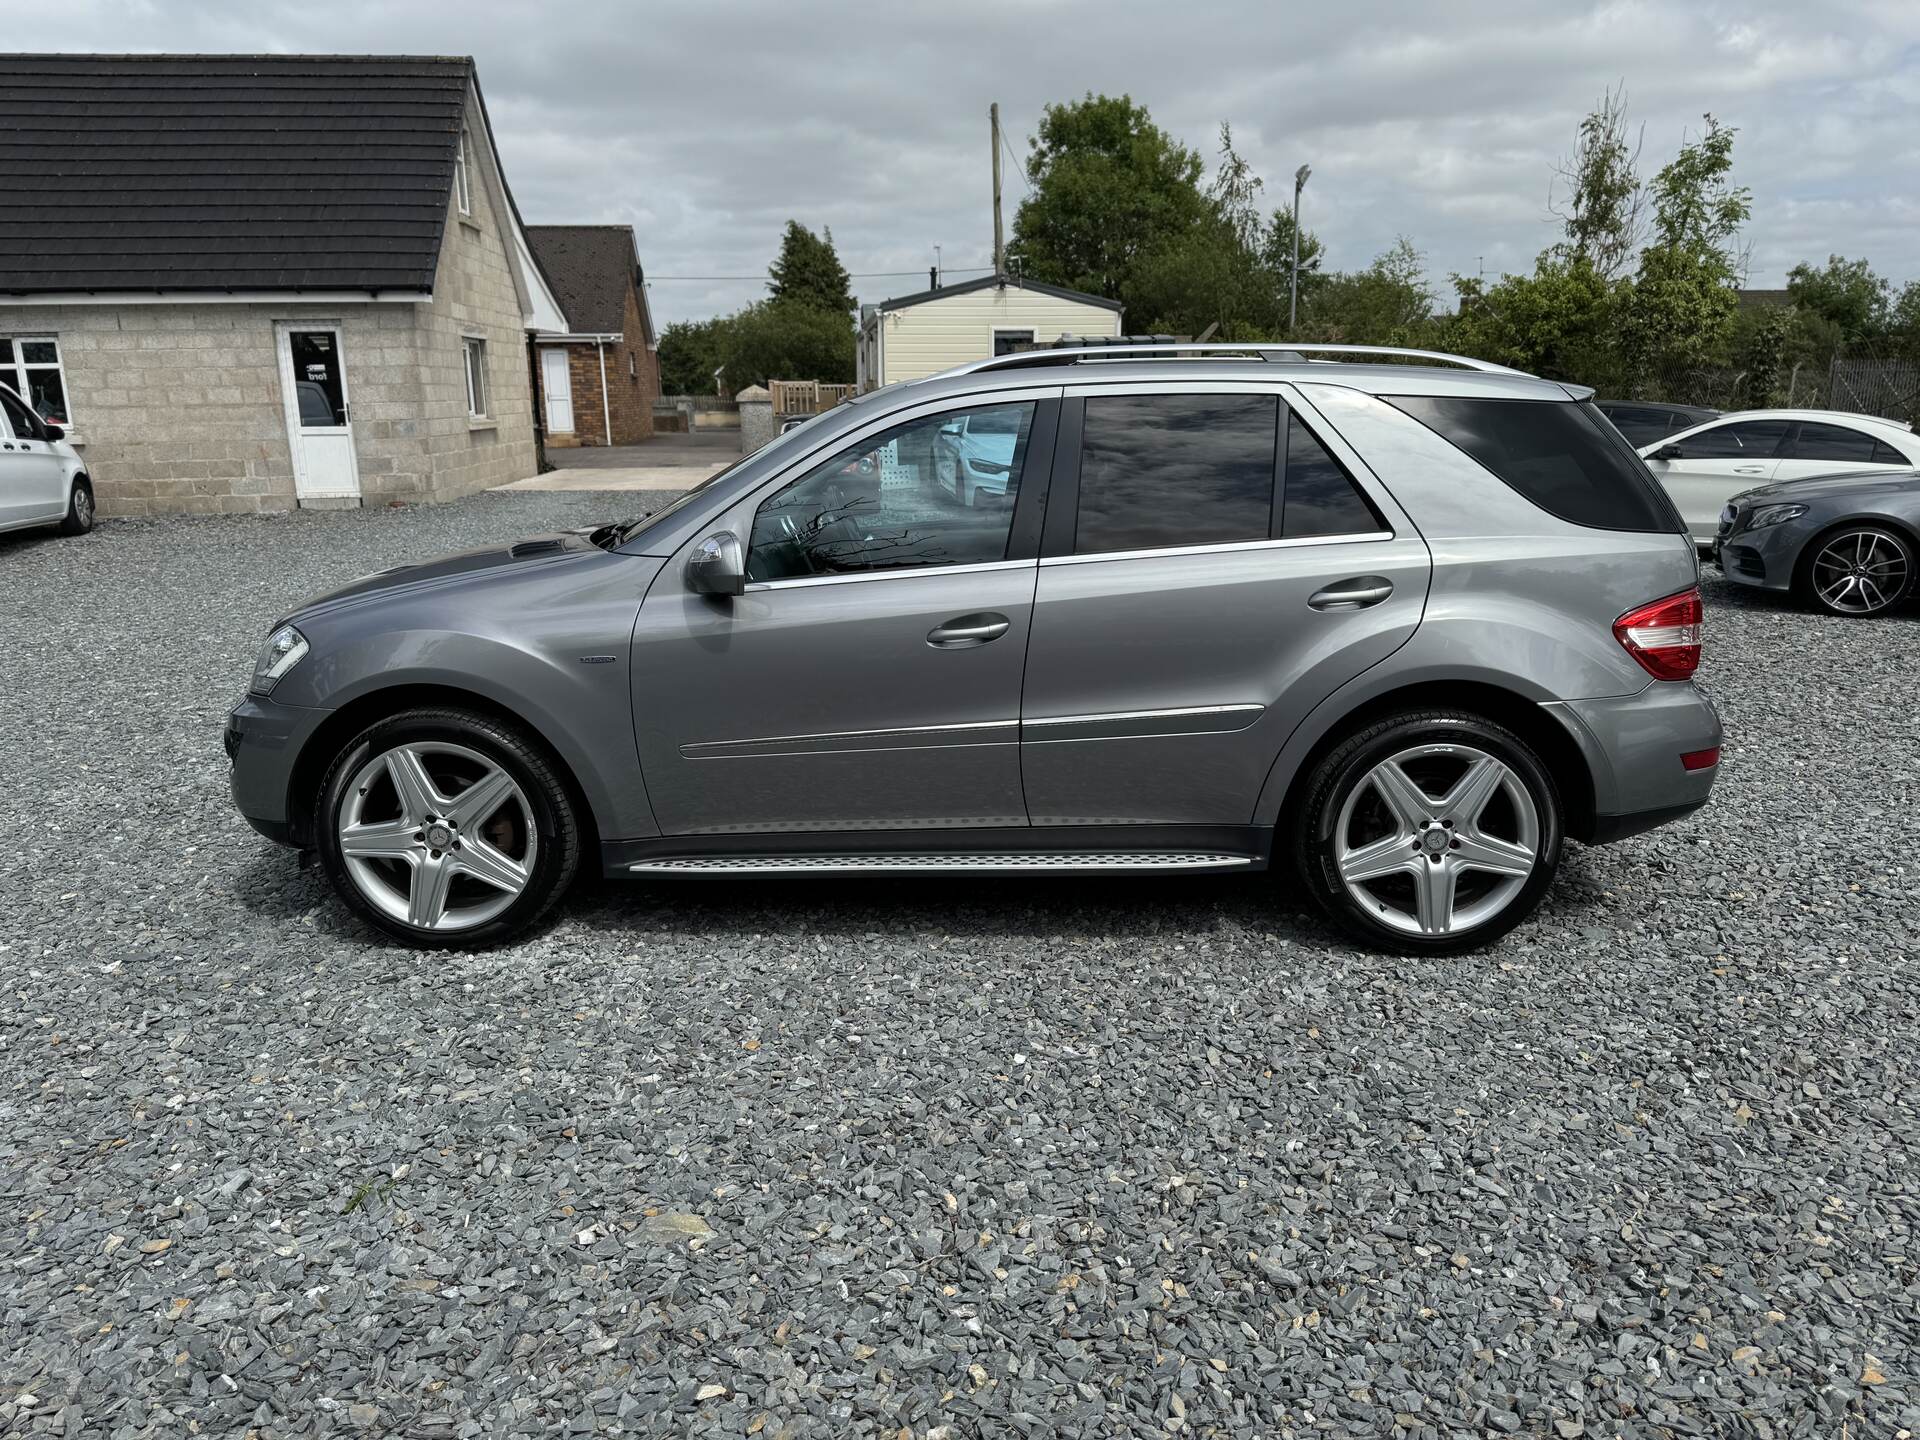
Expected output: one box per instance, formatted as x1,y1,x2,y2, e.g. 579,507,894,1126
1308,577,1393,612
928,612,1010,648
1732,464,1767,474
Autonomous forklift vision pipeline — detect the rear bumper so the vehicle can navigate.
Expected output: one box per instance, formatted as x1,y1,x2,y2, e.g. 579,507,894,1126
227,694,331,848
1543,681,1722,845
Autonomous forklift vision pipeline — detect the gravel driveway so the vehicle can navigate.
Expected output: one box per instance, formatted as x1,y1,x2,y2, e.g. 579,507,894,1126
2,497,1915,1439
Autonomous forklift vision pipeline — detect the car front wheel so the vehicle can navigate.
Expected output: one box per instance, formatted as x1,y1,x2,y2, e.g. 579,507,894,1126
314,707,581,948
57,477,94,535
1292,710,1563,953
1799,525,1914,617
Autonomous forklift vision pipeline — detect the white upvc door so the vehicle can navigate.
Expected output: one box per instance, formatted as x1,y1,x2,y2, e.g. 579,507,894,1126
541,347,575,434
276,323,361,502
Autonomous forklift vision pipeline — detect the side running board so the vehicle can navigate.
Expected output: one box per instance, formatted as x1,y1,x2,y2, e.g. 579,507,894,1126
627,851,1255,875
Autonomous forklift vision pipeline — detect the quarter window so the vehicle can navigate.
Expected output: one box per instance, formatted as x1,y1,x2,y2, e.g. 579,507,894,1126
1789,422,1881,464
463,338,489,418
1282,412,1382,538
0,337,71,425
1666,419,1790,459
1872,440,1907,465
1075,394,1278,554
748,401,1035,582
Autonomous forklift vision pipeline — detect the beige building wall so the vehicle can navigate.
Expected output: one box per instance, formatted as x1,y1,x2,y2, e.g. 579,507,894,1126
869,285,1123,386
0,90,538,516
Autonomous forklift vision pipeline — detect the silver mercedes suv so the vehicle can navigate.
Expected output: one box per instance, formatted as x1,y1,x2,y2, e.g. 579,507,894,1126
227,344,1721,953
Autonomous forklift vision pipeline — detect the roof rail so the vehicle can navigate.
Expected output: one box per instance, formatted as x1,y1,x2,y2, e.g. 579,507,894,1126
943,342,1532,379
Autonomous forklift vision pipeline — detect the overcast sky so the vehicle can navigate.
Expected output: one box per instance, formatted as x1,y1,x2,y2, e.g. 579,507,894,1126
10,0,1920,327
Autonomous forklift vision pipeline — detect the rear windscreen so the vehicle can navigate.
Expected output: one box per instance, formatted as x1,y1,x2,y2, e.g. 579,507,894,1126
1385,395,1681,533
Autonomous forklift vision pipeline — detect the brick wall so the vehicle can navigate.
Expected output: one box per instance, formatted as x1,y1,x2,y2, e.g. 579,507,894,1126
0,87,539,516
550,277,660,447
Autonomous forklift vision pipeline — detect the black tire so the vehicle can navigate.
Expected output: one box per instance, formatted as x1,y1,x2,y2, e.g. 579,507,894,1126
314,707,581,949
1794,524,1915,618
56,477,94,535
1290,709,1564,955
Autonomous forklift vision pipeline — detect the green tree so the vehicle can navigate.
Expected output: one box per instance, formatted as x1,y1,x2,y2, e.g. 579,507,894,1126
717,299,854,390
657,318,728,395
1786,255,1890,343
1008,94,1209,312
1300,239,1436,345
1550,85,1644,281
767,221,855,314
1262,202,1326,313
1443,257,1626,388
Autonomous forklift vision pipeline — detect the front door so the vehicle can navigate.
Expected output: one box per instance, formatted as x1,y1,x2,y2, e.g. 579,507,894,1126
1643,417,1789,543
541,347,575,435
629,395,1057,835
0,385,67,529
1021,385,1430,825
277,325,360,502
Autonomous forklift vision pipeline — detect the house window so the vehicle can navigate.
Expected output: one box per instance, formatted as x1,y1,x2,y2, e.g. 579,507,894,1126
454,130,473,216
0,336,71,425
463,338,489,418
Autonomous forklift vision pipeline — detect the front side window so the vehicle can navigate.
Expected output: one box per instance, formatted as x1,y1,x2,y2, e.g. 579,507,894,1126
0,384,40,440
1075,394,1278,554
454,131,473,216
464,338,489,418
748,401,1035,582
1,337,70,425
1387,394,1677,532
1668,418,1790,459
1788,422,1881,463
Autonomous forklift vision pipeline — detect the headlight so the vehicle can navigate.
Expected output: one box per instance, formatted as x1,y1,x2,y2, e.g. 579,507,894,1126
250,624,309,695
1748,503,1808,530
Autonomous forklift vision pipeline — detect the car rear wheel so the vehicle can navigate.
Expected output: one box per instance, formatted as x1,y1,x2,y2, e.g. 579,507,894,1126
1292,711,1563,954
57,477,94,535
1799,525,1914,617
314,707,581,949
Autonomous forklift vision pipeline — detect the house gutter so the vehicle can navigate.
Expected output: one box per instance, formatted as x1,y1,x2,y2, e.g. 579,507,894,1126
597,339,613,447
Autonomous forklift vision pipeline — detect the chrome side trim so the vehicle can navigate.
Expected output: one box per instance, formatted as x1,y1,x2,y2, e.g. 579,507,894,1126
1023,703,1266,742
683,718,1018,759
1040,532,1393,567
744,558,1036,592
629,851,1256,875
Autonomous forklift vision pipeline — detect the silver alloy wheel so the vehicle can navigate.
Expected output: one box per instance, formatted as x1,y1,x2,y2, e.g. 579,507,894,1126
72,484,92,526
1335,743,1540,937
337,741,536,932
1812,529,1909,615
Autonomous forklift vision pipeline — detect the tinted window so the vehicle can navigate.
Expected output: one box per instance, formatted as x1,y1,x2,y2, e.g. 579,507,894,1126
0,385,37,439
748,401,1034,581
1872,440,1907,465
1386,395,1675,532
1075,394,1277,554
1789,422,1880,463
1668,419,1789,459
1283,413,1383,537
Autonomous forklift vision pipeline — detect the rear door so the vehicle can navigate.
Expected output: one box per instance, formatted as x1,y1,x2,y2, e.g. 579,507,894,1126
1641,417,1790,542
0,385,66,529
1772,420,1912,483
1019,383,1430,826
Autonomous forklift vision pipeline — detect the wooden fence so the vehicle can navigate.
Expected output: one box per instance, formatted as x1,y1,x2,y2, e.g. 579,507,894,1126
770,379,855,416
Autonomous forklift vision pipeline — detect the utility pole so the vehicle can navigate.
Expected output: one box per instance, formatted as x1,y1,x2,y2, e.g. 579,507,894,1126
991,102,1006,280
1290,164,1312,335
934,243,942,289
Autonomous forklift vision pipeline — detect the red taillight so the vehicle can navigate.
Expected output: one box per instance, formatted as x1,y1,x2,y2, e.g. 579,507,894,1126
1614,587,1703,681
1681,746,1720,771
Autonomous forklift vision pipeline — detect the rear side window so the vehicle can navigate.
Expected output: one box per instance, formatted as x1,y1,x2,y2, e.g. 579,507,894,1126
1282,412,1383,537
1789,422,1880,463
1872,440,1907,464
1075,394,1277,554
1385,395,1675,532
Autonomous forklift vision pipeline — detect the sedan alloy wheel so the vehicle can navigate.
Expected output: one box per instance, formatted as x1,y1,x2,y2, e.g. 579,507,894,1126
1808,527,1913,616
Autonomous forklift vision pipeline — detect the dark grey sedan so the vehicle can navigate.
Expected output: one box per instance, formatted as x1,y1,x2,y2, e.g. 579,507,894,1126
1716,468,1920,616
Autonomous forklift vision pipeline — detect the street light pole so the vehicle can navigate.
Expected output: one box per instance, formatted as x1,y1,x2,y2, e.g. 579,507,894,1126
1290,163,1311,335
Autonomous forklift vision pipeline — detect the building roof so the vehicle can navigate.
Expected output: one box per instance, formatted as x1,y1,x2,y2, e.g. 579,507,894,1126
875,274,1124,315
524,225,653,342
0,54,476,295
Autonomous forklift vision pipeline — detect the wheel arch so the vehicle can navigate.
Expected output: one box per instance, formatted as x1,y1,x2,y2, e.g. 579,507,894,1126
286,683,601,855
1264,678,1598,846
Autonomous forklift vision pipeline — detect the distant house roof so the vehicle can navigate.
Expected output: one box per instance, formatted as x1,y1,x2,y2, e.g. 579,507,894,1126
0,54,477,296
876,274,1124,315
525,225,655,343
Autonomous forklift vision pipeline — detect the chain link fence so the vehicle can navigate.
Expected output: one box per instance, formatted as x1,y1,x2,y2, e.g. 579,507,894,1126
1624,344,1920,425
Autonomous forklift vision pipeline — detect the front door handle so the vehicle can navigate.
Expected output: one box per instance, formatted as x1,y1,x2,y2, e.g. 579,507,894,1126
1732,464,1767,474
928,612,1010,648
1308,577,1394,612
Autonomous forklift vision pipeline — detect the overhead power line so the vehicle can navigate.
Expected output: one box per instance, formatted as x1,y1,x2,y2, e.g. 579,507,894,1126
646,266,997,283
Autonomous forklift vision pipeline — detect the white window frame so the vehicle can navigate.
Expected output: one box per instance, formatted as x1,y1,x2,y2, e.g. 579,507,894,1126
454,130,473,217
463,336,489,419
991,326,1036,358
1,335,73,427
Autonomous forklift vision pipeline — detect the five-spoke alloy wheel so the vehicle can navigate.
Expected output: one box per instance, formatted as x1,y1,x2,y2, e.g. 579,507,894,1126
1802,526,1914,617
1295,711,1563,953
316,709,580,948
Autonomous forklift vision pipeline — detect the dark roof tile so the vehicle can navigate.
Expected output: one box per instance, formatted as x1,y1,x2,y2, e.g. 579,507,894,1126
525,225,646,339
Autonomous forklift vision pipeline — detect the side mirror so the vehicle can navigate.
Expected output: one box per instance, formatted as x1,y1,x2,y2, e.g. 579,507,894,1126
1651,444,1681,461
686,530,746,596
41,423,64,442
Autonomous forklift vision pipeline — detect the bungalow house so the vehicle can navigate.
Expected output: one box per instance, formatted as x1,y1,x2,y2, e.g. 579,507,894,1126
0,54,569,515
525,226,661,447
856,275,1124,391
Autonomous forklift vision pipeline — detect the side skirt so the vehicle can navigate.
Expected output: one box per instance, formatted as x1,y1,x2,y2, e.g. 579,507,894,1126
601,824,1271,878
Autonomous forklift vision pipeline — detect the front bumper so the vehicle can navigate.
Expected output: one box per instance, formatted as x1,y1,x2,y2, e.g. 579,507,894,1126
1713,513,1798,592
1543,681,1722,845
227,694,332,848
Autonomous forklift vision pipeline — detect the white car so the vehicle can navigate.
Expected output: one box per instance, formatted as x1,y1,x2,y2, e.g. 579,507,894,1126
0,380,93,537
1637,408,1920,545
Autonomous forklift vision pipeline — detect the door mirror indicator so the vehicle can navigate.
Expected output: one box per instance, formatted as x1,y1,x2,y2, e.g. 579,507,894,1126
687,530,746,596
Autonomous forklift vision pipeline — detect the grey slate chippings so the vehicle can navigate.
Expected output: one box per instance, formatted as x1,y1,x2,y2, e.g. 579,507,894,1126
1,495,1916,1439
